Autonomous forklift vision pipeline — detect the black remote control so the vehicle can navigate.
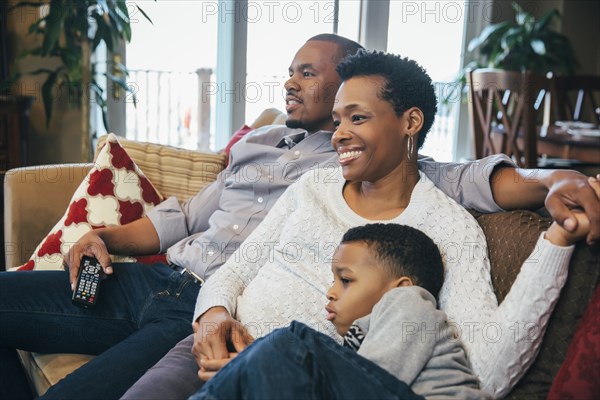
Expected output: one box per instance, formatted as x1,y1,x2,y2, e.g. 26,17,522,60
71,256,102,308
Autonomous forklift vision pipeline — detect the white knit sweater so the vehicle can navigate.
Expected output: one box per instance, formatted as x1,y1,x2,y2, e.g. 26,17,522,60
194,166,574,398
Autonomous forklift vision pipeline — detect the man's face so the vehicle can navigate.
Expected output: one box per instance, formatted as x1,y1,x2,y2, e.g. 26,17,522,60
284,40,342,133
325,242,398,336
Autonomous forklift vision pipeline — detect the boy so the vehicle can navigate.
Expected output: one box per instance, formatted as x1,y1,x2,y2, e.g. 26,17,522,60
193,223,488,399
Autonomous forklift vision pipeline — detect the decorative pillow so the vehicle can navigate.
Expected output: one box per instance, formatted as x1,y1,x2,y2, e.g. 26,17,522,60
223,124,254,163
547,284,600,400
17,133,164,271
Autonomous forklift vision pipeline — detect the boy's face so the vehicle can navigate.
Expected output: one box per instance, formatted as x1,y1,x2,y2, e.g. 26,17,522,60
326,242,400,336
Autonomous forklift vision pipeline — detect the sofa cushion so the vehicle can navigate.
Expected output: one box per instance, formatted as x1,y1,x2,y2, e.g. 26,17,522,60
96,135,227,202
17,351,94,396
472,210,600,399
547,284,600,400
15,134,163,271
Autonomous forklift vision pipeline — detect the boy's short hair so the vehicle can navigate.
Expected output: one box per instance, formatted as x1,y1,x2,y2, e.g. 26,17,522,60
340,223,444,298
335,50,437,149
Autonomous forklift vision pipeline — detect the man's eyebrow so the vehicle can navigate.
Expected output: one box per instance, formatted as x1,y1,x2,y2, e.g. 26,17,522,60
290,63,316,72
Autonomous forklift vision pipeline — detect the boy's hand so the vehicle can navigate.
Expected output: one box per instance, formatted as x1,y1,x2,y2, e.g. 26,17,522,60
546,176,599,247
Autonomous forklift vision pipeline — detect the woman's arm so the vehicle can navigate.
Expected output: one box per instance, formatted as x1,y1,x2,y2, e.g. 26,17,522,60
438,203,574,398
192,179,300,322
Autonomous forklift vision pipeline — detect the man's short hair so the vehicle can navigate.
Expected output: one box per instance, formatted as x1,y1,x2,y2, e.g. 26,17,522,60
336,50,438,148
340,223,444,299
307,33,364,65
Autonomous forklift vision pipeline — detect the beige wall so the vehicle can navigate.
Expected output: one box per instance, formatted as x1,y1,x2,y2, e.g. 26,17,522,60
7,4,83,166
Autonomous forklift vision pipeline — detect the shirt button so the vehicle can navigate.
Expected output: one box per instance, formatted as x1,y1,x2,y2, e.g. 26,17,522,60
207,250,215,256
257,197,264,203
294,150,300,156
233,224,239,230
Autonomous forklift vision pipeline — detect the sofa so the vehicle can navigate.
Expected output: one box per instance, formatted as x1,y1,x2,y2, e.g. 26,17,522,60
3,111,599,398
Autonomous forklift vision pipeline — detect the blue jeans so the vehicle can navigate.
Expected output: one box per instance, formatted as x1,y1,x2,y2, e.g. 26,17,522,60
0,262,200,400
192,321,422,400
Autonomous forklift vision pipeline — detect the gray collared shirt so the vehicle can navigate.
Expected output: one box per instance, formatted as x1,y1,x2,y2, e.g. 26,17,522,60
147,124,514,279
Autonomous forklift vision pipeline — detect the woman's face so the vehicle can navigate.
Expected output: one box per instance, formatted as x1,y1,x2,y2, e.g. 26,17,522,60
331,76,414,183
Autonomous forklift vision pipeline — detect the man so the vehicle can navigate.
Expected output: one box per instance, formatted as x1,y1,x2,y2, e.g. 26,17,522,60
0,34,597,400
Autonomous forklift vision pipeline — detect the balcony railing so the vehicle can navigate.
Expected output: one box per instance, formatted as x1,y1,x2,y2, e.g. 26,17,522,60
126,68,214,151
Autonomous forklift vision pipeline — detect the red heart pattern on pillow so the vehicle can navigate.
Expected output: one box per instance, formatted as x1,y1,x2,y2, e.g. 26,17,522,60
16,133,164,271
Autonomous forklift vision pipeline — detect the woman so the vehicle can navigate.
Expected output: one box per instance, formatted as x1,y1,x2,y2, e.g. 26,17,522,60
192,50,577,398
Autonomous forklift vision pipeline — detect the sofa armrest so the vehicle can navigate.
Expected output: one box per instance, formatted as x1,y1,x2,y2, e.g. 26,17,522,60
4,164,93,268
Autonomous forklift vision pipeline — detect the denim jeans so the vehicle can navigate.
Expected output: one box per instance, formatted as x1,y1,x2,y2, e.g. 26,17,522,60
0,262,200,400
192,321,423,400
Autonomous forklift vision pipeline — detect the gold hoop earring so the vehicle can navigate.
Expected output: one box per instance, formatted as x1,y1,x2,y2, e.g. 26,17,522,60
407,135,414,160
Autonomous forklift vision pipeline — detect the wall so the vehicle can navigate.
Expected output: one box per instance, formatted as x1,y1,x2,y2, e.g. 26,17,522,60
561,0,600,75
6,3,83,166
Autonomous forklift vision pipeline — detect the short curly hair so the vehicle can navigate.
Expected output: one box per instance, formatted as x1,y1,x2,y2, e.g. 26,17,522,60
336,50,438,148
340,223,444,299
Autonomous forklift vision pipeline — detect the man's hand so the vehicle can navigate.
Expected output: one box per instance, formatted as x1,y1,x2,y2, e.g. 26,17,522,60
65,229,113,291
546,176,600,247
192,307,253,381
545,173,600,245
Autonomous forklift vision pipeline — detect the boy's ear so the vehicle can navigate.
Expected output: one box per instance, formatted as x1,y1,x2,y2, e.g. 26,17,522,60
394,276,413,288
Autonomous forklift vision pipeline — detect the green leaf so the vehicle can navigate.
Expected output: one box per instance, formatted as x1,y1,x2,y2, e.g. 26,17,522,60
96,0,109,15
28,68,55,76
535,9,560,31
91,12,114,51
530,39,546,55
41,0,65,56
136,4,154,25
28,19,45,34
18,46,43,59
105,73,129,91
41,69,62,126
468,22,510,52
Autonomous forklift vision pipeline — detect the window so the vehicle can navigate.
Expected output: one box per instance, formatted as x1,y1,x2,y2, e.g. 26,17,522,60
125,1,218,149
387,1,466,161
244,1,338,123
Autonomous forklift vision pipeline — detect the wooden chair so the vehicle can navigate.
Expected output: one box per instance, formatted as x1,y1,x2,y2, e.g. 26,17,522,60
467,69,547,168
548,74,600,124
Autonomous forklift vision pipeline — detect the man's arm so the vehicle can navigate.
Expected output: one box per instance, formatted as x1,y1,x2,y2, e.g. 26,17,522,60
66,217,160,288
491,168,600,244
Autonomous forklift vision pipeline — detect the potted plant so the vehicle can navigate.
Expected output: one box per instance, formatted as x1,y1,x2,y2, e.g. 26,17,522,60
9,0,152,160
463,2,579,76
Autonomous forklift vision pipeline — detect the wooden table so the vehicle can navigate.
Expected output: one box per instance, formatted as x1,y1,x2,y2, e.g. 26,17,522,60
538,125,600,164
